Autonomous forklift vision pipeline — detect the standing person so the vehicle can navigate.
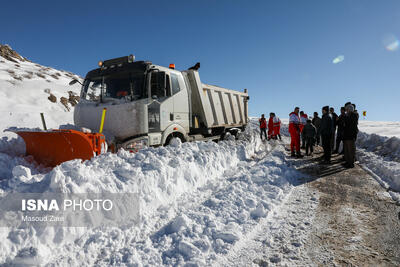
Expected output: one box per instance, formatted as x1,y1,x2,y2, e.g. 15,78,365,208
334,107,346,154
352,104,359,141
268,113,274,140
289,107,303,158
329,107,338,150
272,113,282,140
312,112,321,145
343,104,358,168
299,111,308,149
320,106,333,163
303,119,317,156
259,114,267,140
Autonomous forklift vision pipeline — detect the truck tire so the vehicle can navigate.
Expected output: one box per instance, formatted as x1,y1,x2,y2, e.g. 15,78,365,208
164,132,185,146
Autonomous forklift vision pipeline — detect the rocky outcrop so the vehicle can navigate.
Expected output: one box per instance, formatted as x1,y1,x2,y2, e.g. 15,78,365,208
0,44,29,63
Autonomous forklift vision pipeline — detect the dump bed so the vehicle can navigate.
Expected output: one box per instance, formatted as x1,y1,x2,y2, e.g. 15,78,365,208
185,70,249,129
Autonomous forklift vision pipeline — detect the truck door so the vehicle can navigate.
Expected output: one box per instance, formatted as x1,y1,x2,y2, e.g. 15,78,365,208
170,72,189,131
149,71,173,131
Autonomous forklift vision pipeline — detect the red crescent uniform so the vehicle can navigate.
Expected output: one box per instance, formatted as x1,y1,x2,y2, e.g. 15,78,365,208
289,112,301,152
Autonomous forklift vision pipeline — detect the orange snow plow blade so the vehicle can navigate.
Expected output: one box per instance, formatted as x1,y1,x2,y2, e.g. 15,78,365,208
14,129,106,167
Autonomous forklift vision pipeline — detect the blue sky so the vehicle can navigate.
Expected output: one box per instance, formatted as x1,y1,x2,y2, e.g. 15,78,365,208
1,0,399,121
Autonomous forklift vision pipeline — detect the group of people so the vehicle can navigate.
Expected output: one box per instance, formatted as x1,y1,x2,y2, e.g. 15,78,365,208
287,102,359,168
259,113,282,141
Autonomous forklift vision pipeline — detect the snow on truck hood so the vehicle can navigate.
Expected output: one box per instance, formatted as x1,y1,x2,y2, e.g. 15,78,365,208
73,98,149,140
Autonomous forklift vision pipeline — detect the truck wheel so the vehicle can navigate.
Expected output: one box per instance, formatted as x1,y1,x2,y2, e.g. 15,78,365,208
164,133,185,146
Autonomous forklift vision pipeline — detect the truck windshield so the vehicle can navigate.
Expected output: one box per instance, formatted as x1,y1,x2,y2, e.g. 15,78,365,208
82,72,146,101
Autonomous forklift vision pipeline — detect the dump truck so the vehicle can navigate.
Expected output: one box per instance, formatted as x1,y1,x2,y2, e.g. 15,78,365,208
15,55,249,166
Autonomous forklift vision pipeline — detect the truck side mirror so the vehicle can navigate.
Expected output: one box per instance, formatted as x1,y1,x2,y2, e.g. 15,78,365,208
69,79,83,86
69,79,78,85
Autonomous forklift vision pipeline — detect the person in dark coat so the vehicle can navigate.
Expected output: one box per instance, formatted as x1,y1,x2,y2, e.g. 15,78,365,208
343,104,358,168
312,112,321,145
320,106,333,163
329,107,338,150
303,119,317,156
334,107,345,154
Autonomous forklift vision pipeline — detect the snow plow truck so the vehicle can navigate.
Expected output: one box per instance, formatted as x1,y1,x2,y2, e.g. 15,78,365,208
14,55,249,167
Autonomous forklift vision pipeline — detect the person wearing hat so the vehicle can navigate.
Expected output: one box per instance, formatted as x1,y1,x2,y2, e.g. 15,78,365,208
320,106,334,163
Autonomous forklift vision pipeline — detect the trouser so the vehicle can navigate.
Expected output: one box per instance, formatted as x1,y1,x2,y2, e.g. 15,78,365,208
274,126,281,140
301,131,306,148
268,128,274,140
343,139,356,165
290,130,300,153
260,128,267,140
315,131,320,145
305,137,314,155
330,128,336,150
335,131,343,152
321,134,332,161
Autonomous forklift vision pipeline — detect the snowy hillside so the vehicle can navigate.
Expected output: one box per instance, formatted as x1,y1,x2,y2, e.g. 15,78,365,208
0,44,82,138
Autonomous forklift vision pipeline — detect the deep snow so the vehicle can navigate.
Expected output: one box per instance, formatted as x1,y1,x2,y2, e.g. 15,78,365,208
0,121,305,266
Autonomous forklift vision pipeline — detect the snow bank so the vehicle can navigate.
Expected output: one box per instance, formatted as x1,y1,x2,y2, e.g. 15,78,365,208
0,122,302,266
356,131,400,199
358,121,400,138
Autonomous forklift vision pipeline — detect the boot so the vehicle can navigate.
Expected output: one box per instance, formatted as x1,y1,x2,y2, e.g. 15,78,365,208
291,151,296,157
296,152,304,158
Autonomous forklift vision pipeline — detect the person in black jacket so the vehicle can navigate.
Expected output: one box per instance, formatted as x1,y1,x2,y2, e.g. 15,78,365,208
333,107,345,154
320,106,333,163
312,112,321,145
343,104,358,168
329,107,338,150
303,119,317,156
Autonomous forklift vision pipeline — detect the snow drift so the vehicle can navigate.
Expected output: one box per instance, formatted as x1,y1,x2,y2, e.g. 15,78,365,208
356,131,400,199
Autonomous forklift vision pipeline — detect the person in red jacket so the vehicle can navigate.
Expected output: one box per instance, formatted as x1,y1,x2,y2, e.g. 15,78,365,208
259,114,267,140
289,107,303,158
272,113,282,140
268,113,274,140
